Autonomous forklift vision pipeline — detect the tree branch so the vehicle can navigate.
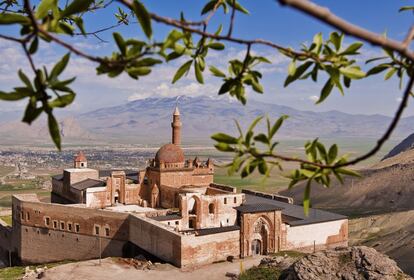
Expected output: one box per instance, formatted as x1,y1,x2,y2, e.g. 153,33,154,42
278,0,414,61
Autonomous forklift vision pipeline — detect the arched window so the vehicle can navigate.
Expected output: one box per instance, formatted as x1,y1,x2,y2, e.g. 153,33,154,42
209,203,215,214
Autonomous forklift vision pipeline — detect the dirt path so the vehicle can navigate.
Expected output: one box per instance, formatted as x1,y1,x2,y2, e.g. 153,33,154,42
39,256,262,280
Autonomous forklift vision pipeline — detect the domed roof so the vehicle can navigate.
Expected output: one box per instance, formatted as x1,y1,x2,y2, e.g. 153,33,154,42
155,144,185,164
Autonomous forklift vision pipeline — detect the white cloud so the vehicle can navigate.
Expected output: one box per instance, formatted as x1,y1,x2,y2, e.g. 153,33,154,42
396,97,403,102
308,95,319,102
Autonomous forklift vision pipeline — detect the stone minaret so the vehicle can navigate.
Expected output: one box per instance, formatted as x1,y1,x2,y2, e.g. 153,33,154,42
171,106,182,145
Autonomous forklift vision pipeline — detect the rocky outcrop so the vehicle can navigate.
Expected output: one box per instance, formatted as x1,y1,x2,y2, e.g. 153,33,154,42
279,246,411,280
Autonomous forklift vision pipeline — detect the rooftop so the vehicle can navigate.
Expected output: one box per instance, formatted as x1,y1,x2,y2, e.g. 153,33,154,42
235,203,283,213
243,193,347,226
71,179,106,191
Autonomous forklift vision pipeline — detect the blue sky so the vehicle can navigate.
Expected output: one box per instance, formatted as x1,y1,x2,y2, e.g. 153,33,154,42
1,0,414,116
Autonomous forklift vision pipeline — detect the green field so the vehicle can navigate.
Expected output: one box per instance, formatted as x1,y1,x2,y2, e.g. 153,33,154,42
0,169,51,209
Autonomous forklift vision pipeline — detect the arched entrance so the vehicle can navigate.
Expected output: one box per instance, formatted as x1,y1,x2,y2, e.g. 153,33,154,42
114,190,120,204
250,218,270,255
251,239,261,256
187,196,201,229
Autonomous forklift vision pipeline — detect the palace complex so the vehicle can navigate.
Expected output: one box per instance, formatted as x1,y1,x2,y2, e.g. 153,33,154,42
0,107,348,268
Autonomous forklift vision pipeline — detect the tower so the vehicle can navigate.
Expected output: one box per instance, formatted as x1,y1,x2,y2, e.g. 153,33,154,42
171,106,182,145
74,151,87,168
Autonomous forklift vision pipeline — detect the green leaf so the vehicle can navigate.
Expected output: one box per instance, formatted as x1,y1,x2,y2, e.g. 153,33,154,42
384,67,397,80
61,0,94,17
50,53,71,80
0,91,30,101
340,42,363,55
214,143,234,152
48,93,75,108
211,133,238,144
258,160,268,175
218,80,235,95
315,78,334,104
366,64,389,76
132,0,152,39
29,37,39,54
128,67,151,77
247,116,263,135
134,58,162,67
172,60,192,84
36,0,57,19
48,113,61,150
209,66,226,77
339,66,366,79
303,180,312,216
329,32,342,51
113,32,126,55
233,1,249,14
201,0,218,15
328,144,338,164
288,60,296,76
18,70,33,91
399,6,414,12
250,79,263,93
284,61,313,87
253,133,268,144
208,42,225,50
336,168,360,177
22,102,42,124
313,33,323,54
0,13,31,25
270,115,288,139
194,60,204,84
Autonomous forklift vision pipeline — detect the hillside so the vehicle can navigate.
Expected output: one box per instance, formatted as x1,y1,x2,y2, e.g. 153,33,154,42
1,96,414,145
279,148,414,215
383,133,414,160
349,210,414,276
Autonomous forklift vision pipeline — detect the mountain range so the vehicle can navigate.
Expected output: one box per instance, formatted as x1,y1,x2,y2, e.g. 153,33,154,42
0,95,413,145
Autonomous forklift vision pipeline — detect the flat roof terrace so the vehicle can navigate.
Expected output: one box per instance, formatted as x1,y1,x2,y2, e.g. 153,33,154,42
243,193,347,226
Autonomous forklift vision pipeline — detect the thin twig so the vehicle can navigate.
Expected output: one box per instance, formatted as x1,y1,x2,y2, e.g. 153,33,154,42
227,0,236,37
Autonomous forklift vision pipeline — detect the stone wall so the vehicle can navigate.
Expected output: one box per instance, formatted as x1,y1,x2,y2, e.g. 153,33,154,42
0,221,12,265
283,219,348,251
128,215,182,267
11,195,131,264
180,229,240,268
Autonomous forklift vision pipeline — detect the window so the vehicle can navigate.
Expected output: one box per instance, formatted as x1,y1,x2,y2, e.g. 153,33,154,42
60,221,65,230
53,220,58,229
175,221,179,225
105,227,110,237
95,225,100,235
45,217,50,226
67,223,72,231
208,203,215,214
20,211,23,220
75,224,80,233
224,198,227,204
26,212,30,221
234,197,237,204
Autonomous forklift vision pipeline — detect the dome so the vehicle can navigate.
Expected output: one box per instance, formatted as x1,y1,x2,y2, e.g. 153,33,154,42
155,144,185,164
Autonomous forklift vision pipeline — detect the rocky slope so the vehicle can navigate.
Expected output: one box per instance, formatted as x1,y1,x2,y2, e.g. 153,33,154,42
349,210,414,276
383,133,414,160
278,246,411,280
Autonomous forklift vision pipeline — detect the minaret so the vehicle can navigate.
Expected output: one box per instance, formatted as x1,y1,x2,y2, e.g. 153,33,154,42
171,106,182,145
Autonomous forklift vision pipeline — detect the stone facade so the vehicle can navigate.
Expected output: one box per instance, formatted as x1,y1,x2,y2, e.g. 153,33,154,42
2,106,349,269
